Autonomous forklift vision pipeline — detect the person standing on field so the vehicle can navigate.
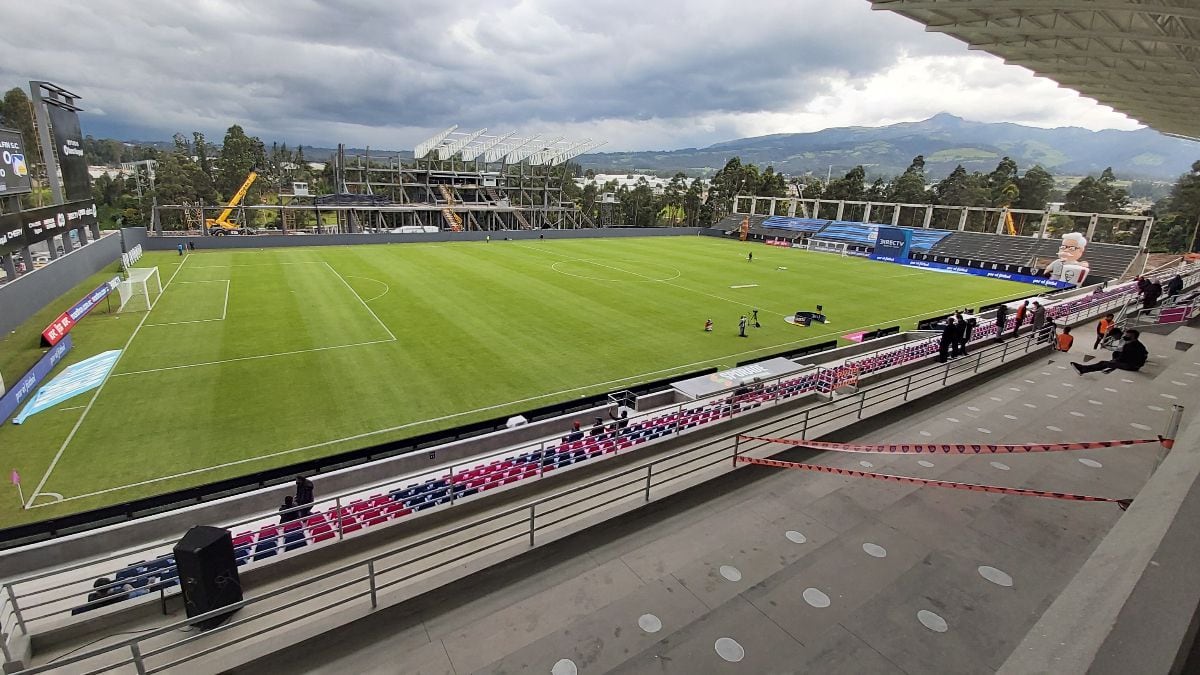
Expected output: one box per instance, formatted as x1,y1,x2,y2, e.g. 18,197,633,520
738,315,748,337
747,251,753,263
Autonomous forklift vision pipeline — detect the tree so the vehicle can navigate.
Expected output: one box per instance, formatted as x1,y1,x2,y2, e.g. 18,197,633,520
1063,167,1129,214
216,124,266,203
824,166,866,202
1015,165,1054,210
194,131,213,180
889,155,930,205
986,156,1020,206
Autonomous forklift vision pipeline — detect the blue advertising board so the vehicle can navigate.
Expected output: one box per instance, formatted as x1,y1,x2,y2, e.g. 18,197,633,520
0,334,73,424
870,227,912,262
895,258,1073,288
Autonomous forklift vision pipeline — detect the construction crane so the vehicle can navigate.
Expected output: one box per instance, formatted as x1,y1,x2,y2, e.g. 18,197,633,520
206,171,258,235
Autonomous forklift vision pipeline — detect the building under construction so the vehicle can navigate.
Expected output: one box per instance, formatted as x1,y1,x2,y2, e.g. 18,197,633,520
156,128,604,235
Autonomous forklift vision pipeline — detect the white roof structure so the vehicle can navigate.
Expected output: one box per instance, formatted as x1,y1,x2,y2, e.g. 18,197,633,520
871,0,1200,140
413,126,606,165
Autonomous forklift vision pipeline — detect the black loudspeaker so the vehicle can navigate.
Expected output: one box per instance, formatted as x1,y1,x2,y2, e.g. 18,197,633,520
173,525,242,630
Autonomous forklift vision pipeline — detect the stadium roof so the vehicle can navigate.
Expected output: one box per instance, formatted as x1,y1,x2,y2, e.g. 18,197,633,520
870,0,1200,140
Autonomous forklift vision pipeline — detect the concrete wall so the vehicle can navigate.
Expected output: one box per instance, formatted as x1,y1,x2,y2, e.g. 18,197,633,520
0,232,123,336
129,226,704,251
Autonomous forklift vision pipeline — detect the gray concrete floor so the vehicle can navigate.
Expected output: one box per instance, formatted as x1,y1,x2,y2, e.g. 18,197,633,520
241,325,1200,675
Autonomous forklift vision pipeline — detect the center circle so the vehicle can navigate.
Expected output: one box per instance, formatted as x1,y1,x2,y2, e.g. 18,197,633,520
551,259,681,283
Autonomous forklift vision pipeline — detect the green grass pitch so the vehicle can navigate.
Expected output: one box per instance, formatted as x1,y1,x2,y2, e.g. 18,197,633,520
0,236,1037,526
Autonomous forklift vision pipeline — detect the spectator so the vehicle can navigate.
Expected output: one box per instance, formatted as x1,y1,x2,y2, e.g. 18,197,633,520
1135,276,1151,296
1167,274,1184,298
1055,326,1074,352
1031,301,1047,340
609,408,630,432
949,311,966,358
938,315,956,363
1011,301,1029,338
565,420,584,442
1095,313,1115,349
588,417,605,436
1071,329,1148,375
956,309,977,356
279,495,298,524
295,476,314,518
1144,280,1162,309
993,303,1008,342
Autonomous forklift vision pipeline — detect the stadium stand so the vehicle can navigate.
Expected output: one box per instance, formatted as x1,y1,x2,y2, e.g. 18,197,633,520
39,263,1195,623
929,231,1139,280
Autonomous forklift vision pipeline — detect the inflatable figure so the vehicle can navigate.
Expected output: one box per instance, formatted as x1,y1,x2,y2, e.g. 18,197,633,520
1045,232,1089,285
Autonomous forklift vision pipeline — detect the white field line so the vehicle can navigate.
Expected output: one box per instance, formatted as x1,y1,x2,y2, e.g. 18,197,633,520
111,339,396,377
185,262,327,269
41,288,1029,505
344,275,390,302
521,244,792,317
26,255,194,507
325,262,397,341
144,279,230,327
729,284,759,289
57,406,86,412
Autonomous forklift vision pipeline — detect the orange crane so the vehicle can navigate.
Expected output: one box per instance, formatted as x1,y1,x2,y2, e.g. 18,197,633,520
206,171,258,235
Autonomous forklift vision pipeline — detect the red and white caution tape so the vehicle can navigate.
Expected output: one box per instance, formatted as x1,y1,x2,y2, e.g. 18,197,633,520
737,435,1165,455
735,455,1132,509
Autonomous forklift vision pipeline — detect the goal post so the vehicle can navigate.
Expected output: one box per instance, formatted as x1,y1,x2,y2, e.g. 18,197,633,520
117,267,162,313
803,239,850,257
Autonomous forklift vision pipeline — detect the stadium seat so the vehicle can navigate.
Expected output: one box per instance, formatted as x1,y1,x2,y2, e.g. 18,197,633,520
232,532,255,564
306,515,335,543
254,527,280,560
282,521,306,551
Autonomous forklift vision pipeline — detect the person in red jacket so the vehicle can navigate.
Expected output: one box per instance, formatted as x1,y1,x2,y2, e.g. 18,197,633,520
1011,300,1029,338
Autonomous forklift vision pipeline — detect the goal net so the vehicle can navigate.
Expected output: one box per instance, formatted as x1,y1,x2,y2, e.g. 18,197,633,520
117,267,162,313
804,239,849,256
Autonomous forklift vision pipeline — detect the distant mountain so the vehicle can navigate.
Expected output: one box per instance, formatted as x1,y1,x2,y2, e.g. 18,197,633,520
576,113,1200,181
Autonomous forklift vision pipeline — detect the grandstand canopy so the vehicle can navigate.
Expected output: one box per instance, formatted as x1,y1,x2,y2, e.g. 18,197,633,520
871,0,1200,140
414,126,606,165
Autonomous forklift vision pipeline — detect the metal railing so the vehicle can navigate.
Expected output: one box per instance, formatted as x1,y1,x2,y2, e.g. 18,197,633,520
3,262,1194,660
7,328,1058,674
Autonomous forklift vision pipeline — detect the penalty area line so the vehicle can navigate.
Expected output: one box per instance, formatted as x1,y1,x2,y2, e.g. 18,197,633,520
111,339,397,377
37,288,1028,506
25,254,193,508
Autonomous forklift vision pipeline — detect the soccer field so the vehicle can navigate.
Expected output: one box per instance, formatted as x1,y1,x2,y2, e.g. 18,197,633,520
0,236,1037,526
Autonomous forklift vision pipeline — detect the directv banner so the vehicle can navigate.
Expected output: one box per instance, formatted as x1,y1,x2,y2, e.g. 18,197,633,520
0,200,98,256
0,127,32,197
41,275,121,346
890,258,1073,289
0,334,73,425
870,227,912,262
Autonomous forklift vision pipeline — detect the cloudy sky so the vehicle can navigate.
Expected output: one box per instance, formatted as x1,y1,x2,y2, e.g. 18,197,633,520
3,0,1141,151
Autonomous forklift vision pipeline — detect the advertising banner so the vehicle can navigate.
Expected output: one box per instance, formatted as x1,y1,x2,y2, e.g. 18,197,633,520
892,258,1073,289
0,200,98,256
13,349,121,424
41,275,121,346
0,334,72,425
0,128,32,197
870,227,912,262
45,104,90,201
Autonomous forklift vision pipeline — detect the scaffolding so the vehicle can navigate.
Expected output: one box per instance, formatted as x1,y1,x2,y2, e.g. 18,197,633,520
153,127,605,234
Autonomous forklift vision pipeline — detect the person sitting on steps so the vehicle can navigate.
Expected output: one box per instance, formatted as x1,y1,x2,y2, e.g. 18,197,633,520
1071,329,1147,375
